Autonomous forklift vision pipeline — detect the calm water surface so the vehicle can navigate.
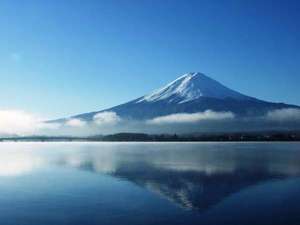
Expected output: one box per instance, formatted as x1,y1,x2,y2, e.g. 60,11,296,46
0,142,299,225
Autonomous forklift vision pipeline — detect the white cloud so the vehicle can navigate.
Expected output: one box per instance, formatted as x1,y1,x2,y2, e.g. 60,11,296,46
65,118,86,127
266,108,300,121
93,111,121,126
148,110,235,125
37,122,61,130
0,110,58,135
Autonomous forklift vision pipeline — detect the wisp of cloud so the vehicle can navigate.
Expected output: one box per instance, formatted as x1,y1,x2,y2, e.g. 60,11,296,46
148,110,235,125
93,111,121,126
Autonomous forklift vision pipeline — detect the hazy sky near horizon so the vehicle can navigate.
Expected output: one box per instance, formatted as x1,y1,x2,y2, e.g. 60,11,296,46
0,0,300,119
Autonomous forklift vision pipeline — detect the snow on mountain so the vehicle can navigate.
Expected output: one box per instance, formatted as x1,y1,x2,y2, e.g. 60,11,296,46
137,72,253,104
52,72,300,123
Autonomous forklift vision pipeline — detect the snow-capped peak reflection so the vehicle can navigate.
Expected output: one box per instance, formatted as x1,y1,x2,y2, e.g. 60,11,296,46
52,142,300,211
1,142,300,212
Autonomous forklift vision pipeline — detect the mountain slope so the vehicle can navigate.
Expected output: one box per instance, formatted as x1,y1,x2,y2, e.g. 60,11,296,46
66,72,299,121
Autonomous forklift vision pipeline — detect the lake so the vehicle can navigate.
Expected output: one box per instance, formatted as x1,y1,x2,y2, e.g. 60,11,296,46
0,142,299,225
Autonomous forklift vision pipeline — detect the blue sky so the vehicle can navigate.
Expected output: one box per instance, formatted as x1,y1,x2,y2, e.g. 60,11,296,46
0,0,300,119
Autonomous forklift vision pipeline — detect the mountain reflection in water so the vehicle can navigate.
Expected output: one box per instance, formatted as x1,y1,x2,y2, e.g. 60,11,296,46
54,142,300,212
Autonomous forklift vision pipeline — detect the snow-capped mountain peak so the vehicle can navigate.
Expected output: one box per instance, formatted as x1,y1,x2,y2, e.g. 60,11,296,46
137,72,251,104
51,71,300,123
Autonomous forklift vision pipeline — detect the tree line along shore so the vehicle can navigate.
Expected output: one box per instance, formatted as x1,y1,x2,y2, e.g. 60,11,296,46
1,131,300,142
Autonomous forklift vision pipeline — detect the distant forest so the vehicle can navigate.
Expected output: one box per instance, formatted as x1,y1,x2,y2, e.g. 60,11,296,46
1,131,300,142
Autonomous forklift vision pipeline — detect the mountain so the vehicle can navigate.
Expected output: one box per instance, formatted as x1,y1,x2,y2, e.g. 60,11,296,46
136,72,253,103
61,72,298,122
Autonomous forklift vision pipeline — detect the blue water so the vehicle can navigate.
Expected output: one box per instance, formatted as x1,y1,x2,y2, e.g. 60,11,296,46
0,142,299,225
